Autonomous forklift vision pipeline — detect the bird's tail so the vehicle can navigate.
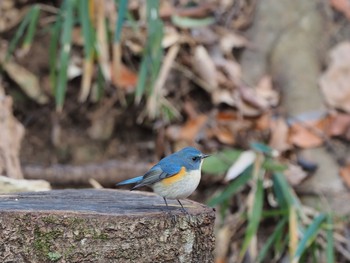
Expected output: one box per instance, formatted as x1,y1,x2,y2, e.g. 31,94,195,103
116,176,143,186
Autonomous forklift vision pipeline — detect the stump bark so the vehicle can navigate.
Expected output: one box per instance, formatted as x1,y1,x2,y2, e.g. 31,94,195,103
0,189,215,263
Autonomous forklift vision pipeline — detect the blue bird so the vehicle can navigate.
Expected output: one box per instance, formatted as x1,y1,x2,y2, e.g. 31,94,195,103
116,147,210,214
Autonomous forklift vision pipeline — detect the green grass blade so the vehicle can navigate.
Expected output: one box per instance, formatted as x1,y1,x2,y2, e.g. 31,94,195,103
145,0,163,100
49,18,62,94
78,0,95,101
78,0,94,58
257,217,287,263
240,175,264,258
275,227,289,256
207,166,252,207
135,56,148,103
262,158,287,172
293,213,326,261
22,5,40,51
114,0,128,43
135,0,163,106
55,0,75,112
250,142,275,155
5,8,32,60
272,173,300,209
326,215,335,263
261,209,289,218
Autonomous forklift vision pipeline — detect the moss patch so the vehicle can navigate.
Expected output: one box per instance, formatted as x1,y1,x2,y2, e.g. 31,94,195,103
34,227,63,260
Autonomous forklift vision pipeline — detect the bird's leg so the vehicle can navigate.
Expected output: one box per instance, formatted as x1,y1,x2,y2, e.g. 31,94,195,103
163,197,176,223
177,199,190,215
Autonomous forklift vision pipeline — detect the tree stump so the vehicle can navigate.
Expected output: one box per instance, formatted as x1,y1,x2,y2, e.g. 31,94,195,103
0,189,215,263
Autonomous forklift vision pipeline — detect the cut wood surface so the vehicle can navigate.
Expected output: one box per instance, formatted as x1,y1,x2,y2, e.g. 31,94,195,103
0,189,215,263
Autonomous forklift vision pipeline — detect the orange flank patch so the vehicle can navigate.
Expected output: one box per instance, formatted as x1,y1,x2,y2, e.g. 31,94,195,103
161,167,187,186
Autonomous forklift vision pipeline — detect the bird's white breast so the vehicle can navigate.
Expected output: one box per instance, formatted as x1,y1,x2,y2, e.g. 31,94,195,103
152,168,202,199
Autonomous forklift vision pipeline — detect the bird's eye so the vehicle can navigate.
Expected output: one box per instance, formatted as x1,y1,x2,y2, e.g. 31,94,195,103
192,156,199,162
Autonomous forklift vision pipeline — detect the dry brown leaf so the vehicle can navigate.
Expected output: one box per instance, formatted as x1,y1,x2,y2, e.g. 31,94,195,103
320,42,350,112
289,122,324,148
191,27,218,45
219,32,248,54
216,111,237,121
238,85,269,110
212,126,235,145
158,1,173,18
255,113,271,130
339,165,350,188
256,75,279,107
212,89,235,106
214,58,242,85
210,110,253,144
3,61,49,104
162,27,180,48
330,0,350,20
166,114,208,143
0,2,28,33
327,113,350,137
193,45,218,92
111,63,138,91
235,89,265,117
269,117,291,152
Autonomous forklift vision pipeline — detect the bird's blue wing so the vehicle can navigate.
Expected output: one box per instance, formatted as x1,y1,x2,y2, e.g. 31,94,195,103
132,162,182,189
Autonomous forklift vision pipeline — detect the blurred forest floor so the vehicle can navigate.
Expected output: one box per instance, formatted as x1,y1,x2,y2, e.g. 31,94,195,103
2,0,350,262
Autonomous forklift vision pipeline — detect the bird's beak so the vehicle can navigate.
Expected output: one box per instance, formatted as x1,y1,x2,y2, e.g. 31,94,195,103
202,154,210,159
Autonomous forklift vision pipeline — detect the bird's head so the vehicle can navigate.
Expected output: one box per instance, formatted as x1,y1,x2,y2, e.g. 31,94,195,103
176,147,210,170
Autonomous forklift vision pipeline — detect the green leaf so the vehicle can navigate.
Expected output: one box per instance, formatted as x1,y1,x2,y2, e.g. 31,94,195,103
240,175,264,258
293,214,327,261
262,158,287,172
207,166,252,207
78,0,94,59
114,0,128,43
6,8,32,60
22,5,40,50
261,209,288,218
202,149,241,174
135,0,163,106
135,56,148,103
272,173,300,209
250,142,274,155
171,15,214,28
257,217,287,263
49,18,62,94
55,0,75,112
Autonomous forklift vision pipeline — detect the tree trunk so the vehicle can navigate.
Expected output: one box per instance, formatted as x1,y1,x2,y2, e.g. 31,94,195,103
0,189,215,263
